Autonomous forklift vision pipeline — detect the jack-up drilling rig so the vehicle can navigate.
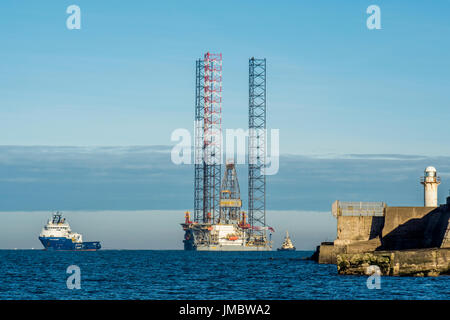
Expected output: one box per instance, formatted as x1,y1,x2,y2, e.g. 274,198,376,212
181,54,273,251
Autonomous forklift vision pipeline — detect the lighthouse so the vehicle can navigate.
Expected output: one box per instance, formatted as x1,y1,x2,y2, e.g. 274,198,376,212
420,166,441,207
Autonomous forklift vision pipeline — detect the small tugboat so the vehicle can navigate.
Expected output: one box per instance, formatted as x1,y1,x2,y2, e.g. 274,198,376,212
39,212,101,251
277,231,296,251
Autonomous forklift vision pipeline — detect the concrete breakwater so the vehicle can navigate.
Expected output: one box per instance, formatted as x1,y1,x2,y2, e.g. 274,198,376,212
337,248,450,276
312,198,450,276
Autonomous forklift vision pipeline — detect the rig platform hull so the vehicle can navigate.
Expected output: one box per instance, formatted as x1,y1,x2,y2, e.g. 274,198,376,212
182,223,271,251
194,245,271,251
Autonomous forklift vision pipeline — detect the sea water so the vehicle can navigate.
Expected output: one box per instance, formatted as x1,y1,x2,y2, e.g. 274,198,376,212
0,250,448,300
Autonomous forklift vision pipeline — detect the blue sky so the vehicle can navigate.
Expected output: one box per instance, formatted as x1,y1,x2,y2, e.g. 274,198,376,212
1,1,449,155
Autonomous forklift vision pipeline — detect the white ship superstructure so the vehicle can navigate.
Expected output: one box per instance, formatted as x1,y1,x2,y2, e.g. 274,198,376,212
39,213,82,243
278,231,296,251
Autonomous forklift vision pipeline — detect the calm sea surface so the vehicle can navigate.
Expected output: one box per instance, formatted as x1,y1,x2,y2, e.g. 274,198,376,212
0,250,448,300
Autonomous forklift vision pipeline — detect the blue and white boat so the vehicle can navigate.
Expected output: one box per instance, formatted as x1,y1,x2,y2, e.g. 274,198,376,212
39,212,101,251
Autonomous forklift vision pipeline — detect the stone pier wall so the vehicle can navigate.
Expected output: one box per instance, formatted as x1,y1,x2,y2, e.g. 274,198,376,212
337,248,450,276
316,205,450,268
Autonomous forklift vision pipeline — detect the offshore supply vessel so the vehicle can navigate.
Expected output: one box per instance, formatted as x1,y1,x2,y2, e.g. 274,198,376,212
39,212,101,251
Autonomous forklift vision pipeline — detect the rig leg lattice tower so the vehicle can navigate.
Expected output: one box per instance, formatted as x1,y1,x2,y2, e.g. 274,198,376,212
248,57,267,242
194,58,205,223
202,52,222,224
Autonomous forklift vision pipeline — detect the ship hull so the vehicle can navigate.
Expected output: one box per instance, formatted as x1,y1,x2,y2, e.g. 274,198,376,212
39,237,101,251
277,247,296,251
